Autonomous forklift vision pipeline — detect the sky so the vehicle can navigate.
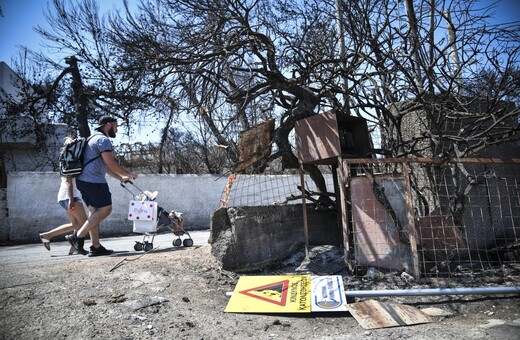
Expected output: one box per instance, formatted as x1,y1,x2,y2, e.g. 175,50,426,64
0,0,519,142
0,0,135,66
1,0,519,67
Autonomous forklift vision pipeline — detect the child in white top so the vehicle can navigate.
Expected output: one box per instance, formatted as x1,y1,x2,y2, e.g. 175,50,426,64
39,176,88,254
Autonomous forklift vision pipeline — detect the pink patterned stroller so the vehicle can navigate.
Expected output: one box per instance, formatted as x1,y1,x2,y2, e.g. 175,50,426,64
121,180,193,252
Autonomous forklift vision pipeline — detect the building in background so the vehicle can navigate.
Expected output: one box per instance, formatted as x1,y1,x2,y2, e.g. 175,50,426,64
0,61,67,237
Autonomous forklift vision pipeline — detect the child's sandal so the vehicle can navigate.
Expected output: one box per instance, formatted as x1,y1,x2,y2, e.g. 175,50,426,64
39,234,51,251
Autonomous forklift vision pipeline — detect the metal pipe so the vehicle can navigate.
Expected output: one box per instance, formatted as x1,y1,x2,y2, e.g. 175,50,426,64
225,286,520,298
344,286,520,297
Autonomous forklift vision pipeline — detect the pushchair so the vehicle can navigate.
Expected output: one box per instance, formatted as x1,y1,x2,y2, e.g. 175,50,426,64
121,180,193,252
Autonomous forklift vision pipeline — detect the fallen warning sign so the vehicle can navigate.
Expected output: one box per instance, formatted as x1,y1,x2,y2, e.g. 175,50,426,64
225,275,310,313
225,275,347,313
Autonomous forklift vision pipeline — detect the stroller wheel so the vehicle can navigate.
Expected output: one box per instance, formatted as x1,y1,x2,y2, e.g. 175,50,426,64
173,238,182,247
144,242,153,252
134,242,143,251
183,238,194,247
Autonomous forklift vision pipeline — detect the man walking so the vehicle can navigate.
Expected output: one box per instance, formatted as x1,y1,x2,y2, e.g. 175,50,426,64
66,116,138,256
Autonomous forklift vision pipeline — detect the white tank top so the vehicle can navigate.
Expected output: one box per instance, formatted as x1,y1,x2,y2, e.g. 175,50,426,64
57,177,82,202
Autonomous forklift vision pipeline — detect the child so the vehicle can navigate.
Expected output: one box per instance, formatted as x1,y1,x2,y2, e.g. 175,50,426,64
39,176,88,254
39,137,89,254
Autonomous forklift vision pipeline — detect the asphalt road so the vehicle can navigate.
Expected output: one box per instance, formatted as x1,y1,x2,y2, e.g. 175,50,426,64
0,230,211,270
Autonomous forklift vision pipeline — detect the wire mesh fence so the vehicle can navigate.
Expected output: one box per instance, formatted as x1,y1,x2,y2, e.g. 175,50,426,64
347,158,519,279
219,169,335,208
219,159,519,279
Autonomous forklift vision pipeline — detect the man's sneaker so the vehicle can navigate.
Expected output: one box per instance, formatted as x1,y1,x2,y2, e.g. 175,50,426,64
65,234,87,255
89,245,114,257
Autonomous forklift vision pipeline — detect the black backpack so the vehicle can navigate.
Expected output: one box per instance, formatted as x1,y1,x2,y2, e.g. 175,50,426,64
59,136,100,177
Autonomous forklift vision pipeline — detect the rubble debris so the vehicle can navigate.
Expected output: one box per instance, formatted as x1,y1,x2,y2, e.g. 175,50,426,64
420,307,454,317
124,296,169,311
83,298,97,306
108,293,127,303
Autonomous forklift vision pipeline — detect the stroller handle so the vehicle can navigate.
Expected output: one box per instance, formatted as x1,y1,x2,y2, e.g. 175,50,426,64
120,179,154,201
120,179,134,188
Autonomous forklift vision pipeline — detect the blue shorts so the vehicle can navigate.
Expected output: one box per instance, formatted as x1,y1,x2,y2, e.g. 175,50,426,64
59,197,82,209
76,179,112,208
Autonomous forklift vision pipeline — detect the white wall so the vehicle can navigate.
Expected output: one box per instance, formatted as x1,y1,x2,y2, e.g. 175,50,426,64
5,172,229,242
4,171,331,243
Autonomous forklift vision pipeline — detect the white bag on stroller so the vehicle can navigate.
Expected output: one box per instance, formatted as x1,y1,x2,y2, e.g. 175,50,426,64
121,181,193,251
128,200,158,233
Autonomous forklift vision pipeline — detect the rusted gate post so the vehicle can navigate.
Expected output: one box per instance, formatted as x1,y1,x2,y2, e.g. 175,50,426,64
338,158,354,271
299,162,310,259
401,161,421,279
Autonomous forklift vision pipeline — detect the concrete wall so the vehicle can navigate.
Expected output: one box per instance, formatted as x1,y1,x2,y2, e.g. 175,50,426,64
0,61,23,105
210,205,340,272
0,188,7,242
4,172,229,243
0,122,68,173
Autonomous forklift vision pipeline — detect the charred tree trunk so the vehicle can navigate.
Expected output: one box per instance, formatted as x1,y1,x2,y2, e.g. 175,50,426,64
404,0,424,91
65,56,91,137
158,106,176,174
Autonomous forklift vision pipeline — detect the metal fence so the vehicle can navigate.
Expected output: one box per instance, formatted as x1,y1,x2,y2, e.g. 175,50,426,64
345,158,519,279
220,158,519,279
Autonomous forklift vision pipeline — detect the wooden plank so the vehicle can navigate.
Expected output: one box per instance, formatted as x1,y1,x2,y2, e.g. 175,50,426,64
417,208,467,261
294,111,341,164
349,300,433,329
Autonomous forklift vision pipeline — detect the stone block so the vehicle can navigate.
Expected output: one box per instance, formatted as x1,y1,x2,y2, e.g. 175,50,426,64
210,204,340,272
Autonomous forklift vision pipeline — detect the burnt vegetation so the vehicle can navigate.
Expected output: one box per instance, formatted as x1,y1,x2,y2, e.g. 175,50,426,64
1,0,518,178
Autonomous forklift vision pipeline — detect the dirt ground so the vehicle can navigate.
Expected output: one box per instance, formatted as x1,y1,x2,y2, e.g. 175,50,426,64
1,241,519,340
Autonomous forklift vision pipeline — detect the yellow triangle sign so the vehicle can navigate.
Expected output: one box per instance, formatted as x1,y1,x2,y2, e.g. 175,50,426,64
239,280,289,306
225,275,311,313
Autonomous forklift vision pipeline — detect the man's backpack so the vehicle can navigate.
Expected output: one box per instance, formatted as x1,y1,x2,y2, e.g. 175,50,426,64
59,136,100,177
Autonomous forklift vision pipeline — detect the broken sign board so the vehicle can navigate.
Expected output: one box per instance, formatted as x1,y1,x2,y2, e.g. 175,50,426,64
310,275,348,312
225,275,348,313
235,119,275,173
348,300,432,329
